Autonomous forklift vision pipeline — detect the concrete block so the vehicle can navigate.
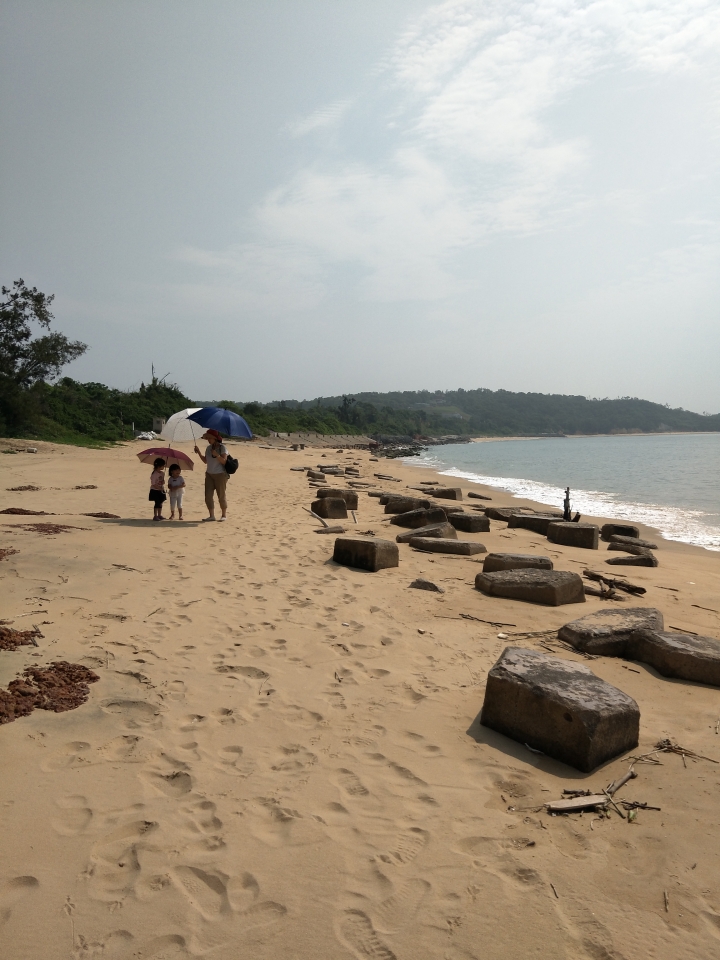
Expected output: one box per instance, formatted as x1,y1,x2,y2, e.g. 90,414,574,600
383,497,432,513
315,488,359,509
607,543,654,557
482,553,553,573
467,492,492,500
610,535,658,550
432,487,463,501
448,513,490,533
606,554,658,567
485,507,535,521
628,630,720,687
475,569,585,606
547,522,599,550
389,507,449,529
307,470,325,480
409,538,487,555
508,514,563,535
558,607,664,656
333,537,399,572
312,498,348,520
480,647,640,772
601,523,640,542
396,522,457,543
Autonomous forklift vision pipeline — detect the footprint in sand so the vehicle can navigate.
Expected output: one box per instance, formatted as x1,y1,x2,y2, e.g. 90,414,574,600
336,769,370,798
172,866,230,920
51,795,93,836
0,876,39,927
337,909,397,960
87,820,158,902
216,746,255,778
41,740,92,772
100,699,163,730
140,769,193,797
270,744,318,774
370,878,431,933
377,828,429,865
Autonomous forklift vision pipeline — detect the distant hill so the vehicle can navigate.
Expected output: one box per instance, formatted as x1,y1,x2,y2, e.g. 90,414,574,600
257,388,720,437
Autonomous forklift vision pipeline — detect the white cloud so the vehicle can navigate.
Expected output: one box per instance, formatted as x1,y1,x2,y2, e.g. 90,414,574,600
184,0,720,308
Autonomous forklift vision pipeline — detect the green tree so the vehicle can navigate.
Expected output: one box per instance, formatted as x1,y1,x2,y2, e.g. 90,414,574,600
0,279,87,434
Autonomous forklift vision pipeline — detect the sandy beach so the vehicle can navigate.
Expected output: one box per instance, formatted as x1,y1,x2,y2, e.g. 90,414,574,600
1,439,720,960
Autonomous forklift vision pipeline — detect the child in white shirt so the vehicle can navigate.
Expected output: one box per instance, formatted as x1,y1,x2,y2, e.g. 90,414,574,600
167,464,186,520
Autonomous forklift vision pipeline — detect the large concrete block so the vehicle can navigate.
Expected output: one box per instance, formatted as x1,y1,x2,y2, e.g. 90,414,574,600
628,630,720,687
601,523,640,542
607,542,654,557
312,498,348,520
547,522,599,550
409,537,487,556
480,647,640,772
307,470,325,480
482,553,553,573
383,497,432,513
333,537,399,572
389,507,448,529
396,522,457,543
432,487,463,501
475,569,585,606
485,507,535,521
558,607,664,656
448,513,490,533
315,488,359,510
606,554,658,567
610,534,658,550
508,514,562,535
467,492,492,500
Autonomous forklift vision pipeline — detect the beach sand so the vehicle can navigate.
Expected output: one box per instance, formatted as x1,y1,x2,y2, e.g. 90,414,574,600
1,439,720,959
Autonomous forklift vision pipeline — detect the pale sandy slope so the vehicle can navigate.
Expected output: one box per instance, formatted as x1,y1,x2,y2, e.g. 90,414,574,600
1,440,720,960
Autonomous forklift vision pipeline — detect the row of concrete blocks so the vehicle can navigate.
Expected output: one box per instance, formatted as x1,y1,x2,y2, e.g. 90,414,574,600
481,608,720,771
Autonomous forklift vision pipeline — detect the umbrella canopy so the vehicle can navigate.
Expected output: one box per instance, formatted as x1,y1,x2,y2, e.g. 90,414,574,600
188,406,253,439
136,447,194,470
160,408,206,443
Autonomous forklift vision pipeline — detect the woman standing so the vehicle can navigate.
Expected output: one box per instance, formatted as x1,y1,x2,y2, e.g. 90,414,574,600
194,429,228,521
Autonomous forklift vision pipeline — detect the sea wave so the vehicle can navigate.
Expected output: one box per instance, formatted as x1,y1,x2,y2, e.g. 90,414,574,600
404,454,720,551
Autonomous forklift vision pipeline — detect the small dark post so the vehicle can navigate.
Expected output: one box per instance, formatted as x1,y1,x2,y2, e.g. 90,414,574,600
563,487,572,522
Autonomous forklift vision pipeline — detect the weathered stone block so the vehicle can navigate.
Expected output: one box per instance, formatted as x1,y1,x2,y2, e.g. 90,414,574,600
485,507,535,521
307,470,325,480
389,507,448,529
475,569,585,606
607,542,654,557
333,537,399,572
482,553,553,573
467,492,492,500
396,522,457,543
315,488,359,510
628,629,720,687
448,513,490,533
480,647,640,772
601,523,640,542
409,537,486,556
432,487,463,501
606,554,658,567
508,514,563,535
312,498,348,520
558,607,664,656
547,522,599,550
383,497,432,513
409,578,444,593
610,534,658,550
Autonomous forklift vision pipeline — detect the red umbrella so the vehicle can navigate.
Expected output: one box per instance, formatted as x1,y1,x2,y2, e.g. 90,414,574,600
136,447,194,470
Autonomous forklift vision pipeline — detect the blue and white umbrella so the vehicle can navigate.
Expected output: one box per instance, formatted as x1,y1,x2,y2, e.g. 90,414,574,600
188,406,253,439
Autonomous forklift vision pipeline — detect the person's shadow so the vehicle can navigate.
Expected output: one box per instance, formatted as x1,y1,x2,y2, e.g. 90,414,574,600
93,518,203,527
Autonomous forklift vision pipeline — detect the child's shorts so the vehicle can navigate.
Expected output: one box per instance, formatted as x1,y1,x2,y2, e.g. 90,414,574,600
149,489,167,504
169,490,183,509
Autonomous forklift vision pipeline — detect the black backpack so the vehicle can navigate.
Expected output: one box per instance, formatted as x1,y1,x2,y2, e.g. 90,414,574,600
225,454,239,475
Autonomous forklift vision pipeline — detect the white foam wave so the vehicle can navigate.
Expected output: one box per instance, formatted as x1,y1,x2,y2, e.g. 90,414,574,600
404,455,720,551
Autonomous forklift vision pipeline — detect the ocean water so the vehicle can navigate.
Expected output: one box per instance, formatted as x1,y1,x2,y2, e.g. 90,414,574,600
405,433,720,551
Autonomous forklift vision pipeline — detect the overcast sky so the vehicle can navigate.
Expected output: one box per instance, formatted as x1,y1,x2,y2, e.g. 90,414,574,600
1,0,718,411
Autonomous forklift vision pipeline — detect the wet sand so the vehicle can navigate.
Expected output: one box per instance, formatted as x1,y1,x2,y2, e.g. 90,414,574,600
1,439,720,959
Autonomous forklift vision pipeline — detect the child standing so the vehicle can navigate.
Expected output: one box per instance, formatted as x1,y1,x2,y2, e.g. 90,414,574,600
149,457,167,521
168,463,186,519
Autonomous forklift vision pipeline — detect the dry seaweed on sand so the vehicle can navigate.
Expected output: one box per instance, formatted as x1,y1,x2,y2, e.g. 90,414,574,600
4,522,87,536
6,485,41,491
82,512,120,519
0,661,99,724
0,547,19,561
0,625,42,651
0,507,53,516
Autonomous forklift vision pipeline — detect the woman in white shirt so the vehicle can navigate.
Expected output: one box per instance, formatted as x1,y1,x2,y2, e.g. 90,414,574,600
194,428,228,521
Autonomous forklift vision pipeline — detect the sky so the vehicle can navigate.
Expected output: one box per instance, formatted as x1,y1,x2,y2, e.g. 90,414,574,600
1,0,719,412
